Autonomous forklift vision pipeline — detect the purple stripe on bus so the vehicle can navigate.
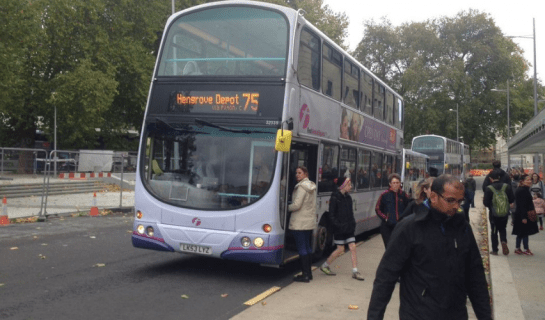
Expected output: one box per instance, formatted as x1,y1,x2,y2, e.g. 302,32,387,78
132,234,174,252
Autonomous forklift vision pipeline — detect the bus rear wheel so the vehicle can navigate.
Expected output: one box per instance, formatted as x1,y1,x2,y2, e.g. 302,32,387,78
314,225,331,259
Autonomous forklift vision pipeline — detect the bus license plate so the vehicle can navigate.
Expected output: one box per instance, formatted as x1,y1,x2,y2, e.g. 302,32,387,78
180,243,212,255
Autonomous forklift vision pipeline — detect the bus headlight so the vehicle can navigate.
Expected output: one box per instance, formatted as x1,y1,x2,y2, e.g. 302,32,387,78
253,237,264,248
146,226,154,237
241,237,251,248
136,211,143,219
137,225,145,234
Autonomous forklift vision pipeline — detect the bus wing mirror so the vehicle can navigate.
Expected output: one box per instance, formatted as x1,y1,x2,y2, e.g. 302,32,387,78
275,129,292,152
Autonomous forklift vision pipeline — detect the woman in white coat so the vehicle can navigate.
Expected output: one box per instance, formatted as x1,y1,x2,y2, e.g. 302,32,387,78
288,166,317,282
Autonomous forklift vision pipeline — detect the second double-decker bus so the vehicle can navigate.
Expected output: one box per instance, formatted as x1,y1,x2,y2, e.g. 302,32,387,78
400,148,429,198
411,135,469,181
132,1,405,266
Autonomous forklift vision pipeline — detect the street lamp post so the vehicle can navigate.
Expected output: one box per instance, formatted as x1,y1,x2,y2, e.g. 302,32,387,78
449,104,459,142
51,91,58,177
492,80,510,169
507,18,538,172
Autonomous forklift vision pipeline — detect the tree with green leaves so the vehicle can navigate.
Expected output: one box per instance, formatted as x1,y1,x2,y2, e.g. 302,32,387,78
263,0,349,50
353,10,542,149
0,0,172,151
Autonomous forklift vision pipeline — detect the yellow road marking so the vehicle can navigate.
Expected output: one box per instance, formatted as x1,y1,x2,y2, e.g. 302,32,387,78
243,286,282,306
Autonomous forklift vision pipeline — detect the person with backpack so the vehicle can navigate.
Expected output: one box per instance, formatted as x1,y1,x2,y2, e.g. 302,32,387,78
483,169,515,255
482,160,512,192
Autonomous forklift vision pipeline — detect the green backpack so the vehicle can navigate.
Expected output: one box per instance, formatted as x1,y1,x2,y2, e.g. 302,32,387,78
488,184,509,218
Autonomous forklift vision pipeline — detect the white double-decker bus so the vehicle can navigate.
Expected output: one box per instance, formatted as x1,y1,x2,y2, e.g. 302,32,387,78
132,1,405,266
411,135,470,181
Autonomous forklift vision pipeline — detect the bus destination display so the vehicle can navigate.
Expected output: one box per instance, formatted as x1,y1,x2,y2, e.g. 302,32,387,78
170,91,259,114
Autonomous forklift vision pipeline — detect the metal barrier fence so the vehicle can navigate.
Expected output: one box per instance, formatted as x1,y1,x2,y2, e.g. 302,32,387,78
1,147,137,220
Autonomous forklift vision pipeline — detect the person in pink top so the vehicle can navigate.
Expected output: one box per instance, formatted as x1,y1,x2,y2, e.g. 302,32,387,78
532,192,545,231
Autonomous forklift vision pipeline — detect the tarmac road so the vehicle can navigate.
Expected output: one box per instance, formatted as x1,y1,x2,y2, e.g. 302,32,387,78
0,213,307,320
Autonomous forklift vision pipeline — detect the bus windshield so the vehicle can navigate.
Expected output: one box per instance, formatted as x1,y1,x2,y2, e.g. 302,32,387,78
142,123,276,210
157,6,288,77
412,136,444,153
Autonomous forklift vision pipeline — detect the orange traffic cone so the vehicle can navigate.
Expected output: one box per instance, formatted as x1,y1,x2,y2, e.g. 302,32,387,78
1,196,9,226
89,192,99,217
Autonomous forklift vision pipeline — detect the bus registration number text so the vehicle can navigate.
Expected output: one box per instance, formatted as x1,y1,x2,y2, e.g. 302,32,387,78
180,243,212,255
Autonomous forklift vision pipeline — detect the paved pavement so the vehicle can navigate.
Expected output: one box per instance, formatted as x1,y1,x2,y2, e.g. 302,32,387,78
0,174,134,219
232,190,544,320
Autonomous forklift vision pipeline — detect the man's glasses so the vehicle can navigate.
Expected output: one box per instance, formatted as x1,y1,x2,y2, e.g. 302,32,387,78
437,193,464,205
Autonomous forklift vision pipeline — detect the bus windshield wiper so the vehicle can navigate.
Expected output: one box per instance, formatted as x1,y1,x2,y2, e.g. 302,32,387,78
194,118,271,134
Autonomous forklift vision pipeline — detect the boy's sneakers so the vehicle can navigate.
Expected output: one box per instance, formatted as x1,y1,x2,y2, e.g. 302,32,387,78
501,242,509,255
514,248,523,255
320,266,336,276
352,271,365,281
523,249,534,256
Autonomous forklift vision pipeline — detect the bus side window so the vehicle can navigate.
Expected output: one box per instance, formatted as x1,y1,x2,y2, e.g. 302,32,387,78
298,28,321,91
362,72,373,115
322,44,342,101
318,144,339,193
356,149,371,190
343,60,359,109
373,82,384,120
370,152,383,188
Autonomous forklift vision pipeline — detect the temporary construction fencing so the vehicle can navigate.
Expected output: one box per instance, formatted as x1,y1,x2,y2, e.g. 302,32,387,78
0,147,137,220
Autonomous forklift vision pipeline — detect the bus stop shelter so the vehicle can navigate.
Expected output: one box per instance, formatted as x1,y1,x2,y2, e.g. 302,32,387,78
507,106,545,175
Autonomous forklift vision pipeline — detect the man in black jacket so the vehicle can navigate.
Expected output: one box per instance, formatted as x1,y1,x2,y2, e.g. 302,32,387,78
368,174,491,320
482,160,511,192
483,169,515,255
375,173,410,247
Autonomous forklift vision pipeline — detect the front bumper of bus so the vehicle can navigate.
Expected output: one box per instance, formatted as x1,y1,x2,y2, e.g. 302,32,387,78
132,222,284,265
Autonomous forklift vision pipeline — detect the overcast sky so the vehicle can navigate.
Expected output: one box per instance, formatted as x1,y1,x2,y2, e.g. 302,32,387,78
323,0,544,84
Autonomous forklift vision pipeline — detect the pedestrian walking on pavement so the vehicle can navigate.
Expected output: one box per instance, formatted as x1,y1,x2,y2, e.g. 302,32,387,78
288,166,317,283
510,170,521,216
319,177,365,281
400,177,434,220
530,173,545,230
513,174,539,256
483,169,515,256
530,173,545,198
367,174,491,320
482,160,512,192
464,174,477,208
375,173,410,247
532,192,545,230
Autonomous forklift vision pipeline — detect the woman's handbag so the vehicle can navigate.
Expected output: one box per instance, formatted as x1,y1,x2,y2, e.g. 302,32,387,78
527,210,537,222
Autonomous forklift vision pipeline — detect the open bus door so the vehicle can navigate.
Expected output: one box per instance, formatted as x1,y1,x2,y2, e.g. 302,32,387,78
280,141,318,264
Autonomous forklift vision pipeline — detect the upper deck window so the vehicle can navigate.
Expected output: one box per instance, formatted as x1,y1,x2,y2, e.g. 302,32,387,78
157,6,288,77
322,44,342,101
412,137,445,153
343,61,359,109
298,28,321,91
